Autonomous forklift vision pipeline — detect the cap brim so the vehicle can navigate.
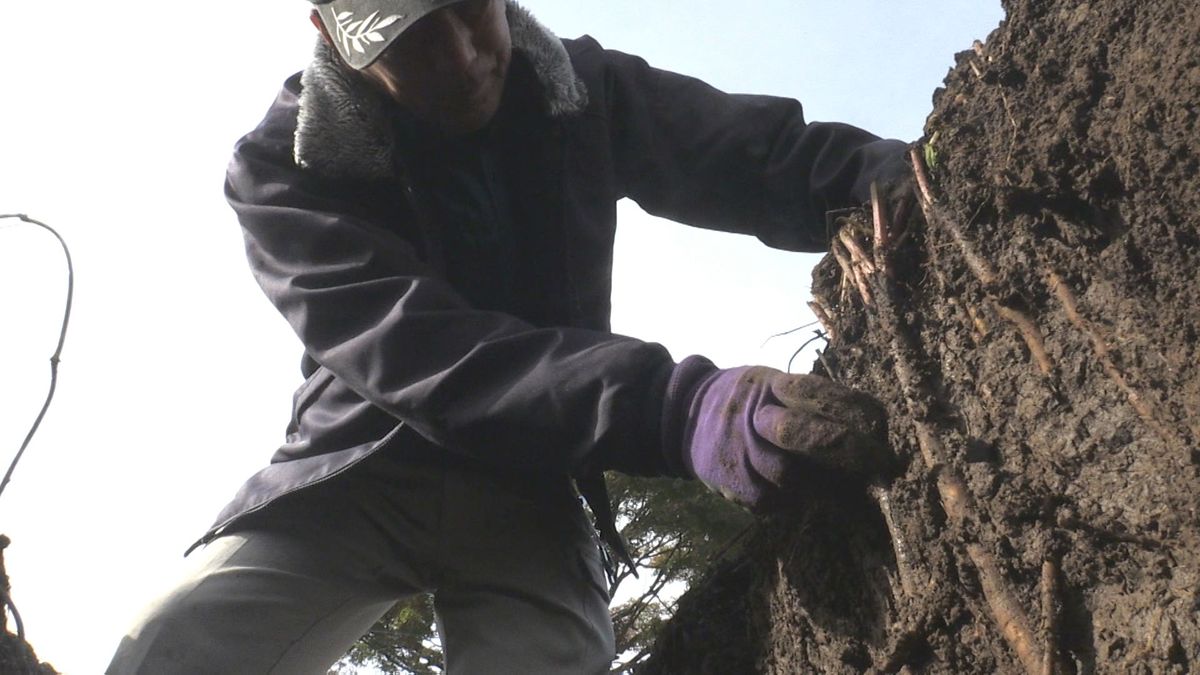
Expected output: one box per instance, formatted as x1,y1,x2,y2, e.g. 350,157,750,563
316,0,463,70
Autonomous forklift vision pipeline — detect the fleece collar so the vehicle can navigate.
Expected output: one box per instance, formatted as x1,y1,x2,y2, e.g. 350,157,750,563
294,1,587,182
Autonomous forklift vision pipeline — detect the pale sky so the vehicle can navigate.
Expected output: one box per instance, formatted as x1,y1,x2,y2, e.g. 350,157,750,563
0,2,1002,672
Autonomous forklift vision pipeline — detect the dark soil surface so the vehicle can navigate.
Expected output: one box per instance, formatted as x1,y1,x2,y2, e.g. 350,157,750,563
0,633,56,675
1,541,57,674
642,0,1199,672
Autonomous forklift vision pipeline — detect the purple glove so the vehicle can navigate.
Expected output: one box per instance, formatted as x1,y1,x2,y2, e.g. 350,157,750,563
662,356,892,511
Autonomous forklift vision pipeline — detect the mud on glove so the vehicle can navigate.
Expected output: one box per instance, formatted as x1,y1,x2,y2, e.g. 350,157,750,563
662,355,893,511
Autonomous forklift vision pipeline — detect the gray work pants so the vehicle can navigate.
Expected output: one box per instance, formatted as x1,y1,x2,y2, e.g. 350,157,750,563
106,452,615,674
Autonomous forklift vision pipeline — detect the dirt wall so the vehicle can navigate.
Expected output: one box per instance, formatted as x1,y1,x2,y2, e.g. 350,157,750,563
641,1,1200,672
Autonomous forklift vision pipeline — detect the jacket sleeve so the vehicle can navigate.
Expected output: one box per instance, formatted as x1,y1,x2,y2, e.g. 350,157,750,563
225,83,676,479
584,39,907,253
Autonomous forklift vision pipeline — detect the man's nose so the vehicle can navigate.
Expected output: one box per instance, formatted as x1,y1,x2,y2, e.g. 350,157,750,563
431,11,479,75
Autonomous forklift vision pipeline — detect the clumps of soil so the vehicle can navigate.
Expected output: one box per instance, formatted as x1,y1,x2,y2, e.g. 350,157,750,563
1,538,57,675
642,0,1200,672
0,633,56,675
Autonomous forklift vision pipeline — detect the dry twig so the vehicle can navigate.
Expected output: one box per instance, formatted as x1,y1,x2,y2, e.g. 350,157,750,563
994,303,1056,377
832,239,873,306
839,227,877,276
860,189,924,603
1046,270,1188,453
871,181,893,278
870,484,920,599
853,181,1045,673
967,542,1043,675
964,48,1020,160
881,295,1043,674
807,300,836,342
1041,558,1062,675
907,149,999,287
965,301,991,340
943,217,999,288
909,153,1056,378
834,176,1048,673
910,147,937,208
829,241,856,304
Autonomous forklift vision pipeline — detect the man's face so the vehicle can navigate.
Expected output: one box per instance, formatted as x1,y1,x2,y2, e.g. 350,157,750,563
359,0,512,135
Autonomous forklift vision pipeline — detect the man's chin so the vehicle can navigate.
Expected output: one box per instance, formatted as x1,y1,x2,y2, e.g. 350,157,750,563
440,116,490,135
438,100,502,135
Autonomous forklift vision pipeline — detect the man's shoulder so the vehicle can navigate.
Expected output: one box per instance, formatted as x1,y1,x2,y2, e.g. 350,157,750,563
562,34,636,73
559,35,651,79
561,35,603,58
557,35,638,94
233,73,304,165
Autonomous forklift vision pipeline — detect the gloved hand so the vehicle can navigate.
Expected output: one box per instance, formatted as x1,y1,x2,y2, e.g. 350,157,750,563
662,356,893,511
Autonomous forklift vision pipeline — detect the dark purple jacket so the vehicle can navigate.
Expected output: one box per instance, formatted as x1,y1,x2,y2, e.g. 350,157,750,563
201,3,904,549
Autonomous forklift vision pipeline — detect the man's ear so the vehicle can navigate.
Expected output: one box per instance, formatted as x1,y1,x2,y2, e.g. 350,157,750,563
311,10,335,46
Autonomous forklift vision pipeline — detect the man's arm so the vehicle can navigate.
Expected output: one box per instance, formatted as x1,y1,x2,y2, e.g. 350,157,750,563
576,38,906,252
226,82,675,479
228,73,895,514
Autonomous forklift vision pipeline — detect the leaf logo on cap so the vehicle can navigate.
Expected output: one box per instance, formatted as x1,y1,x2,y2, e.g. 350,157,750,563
333,10,404,55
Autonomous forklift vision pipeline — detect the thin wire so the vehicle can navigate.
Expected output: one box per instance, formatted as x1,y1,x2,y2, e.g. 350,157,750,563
4,588,24,641
786,329,829,373
0,214,74,504
0,213,70,640
0,534,23,640
759,319,821,347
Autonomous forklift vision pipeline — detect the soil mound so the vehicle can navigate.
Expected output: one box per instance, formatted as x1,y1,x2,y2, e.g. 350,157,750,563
0,633,56,675
641,0,1200,672
1,539,57,675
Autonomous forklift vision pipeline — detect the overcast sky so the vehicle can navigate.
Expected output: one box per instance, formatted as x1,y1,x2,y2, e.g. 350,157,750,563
0,1,1002,671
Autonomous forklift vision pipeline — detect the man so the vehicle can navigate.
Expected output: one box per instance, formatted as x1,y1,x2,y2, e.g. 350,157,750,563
108,0,906,672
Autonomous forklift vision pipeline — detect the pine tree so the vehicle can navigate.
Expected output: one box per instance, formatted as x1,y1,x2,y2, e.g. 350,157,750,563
336,475,751,674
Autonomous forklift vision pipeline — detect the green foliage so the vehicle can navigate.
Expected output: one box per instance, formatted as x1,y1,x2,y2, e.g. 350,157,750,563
337,594,441,675
337,475,752,674
606,474,753,672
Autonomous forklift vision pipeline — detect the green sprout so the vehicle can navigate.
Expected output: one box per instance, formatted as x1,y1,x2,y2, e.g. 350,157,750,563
923,131,941,172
